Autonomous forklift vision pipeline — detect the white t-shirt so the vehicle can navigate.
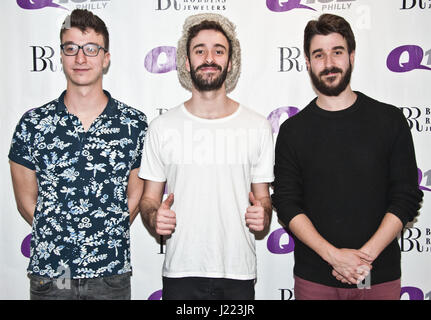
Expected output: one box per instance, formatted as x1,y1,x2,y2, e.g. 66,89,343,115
139,104,274,280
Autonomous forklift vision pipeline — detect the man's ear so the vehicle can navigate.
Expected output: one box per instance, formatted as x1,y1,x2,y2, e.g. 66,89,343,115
186,56,191,72
305,55,310,71
103,51,111,70
349,50,355,68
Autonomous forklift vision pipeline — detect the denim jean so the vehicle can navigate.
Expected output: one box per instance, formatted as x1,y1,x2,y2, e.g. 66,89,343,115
28,272,131,300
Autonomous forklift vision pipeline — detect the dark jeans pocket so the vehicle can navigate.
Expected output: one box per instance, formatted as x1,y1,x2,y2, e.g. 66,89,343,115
28,274,55,299
88,272,131,300
102,272,131,290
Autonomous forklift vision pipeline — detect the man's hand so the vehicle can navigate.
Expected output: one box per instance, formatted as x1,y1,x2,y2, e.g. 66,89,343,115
245,192,266,232
331,213,404,285
328,248,373,285
155,193,176,236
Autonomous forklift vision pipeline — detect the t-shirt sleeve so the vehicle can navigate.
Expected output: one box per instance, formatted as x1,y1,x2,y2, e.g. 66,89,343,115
251,119,275,183
8,113,36,170
130,114,148,171
138,120,166,182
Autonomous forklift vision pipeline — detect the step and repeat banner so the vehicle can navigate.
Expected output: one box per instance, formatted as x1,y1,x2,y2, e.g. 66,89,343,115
0,0,430,300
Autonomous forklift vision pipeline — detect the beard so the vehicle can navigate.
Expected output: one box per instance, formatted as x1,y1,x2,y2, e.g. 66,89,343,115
309,62,352,97
189,62,229,92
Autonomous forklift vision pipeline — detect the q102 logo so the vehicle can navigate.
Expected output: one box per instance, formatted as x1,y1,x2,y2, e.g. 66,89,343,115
145,46,177,74
401,287,431,300
266,0,316,11
267,106,300,134
17,0,68,10
387,45,431,73
17,0,110,10
265,0,356,12
418,168,431,192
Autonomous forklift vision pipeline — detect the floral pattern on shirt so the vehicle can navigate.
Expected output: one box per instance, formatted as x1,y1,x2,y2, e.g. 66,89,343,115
9,90,147,279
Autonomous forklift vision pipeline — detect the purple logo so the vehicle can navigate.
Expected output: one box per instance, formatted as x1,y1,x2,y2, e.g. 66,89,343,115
267,106,300,134
21,234,32,258
387,45,431,73
144,46,177,74
400,286,425,300
266,0,315,12
17,0,68,10
418,168,431,192
148,289,163,300
267,227,295,254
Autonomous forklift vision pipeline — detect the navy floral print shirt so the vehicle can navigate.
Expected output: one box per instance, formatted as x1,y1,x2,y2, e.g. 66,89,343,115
9,90,147,279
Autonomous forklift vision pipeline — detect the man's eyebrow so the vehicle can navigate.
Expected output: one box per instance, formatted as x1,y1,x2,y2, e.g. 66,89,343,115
333,45,346,51
311,48,323,56
214,44,227,50
192,43,204,50
311,45,346,55
192,43,227,50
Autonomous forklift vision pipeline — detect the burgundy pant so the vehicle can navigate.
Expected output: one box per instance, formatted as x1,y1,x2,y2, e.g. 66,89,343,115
294,276,401,300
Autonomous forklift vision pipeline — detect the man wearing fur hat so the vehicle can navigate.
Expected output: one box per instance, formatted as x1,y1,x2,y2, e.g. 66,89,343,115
139,13,274,300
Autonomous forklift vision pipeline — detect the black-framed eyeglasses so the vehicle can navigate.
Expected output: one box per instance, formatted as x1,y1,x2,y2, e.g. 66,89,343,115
60,43,108,57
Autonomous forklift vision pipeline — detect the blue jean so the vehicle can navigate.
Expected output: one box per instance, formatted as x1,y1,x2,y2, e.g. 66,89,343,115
28,272,131,300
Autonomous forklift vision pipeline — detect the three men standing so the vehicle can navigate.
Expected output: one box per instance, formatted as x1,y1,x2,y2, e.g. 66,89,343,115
8,9,423,301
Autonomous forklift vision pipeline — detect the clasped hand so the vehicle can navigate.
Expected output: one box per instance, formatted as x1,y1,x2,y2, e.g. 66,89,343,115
329,248,374,285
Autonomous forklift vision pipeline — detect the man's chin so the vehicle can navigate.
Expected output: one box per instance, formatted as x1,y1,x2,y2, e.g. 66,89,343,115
324,77,338,85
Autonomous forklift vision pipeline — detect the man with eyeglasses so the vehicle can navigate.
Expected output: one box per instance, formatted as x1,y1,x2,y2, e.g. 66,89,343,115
8,9,147,300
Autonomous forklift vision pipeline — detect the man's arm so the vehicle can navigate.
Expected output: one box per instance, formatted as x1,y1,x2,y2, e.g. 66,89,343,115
9,161,38,226
139,180,176,235
332,212,403,283
331,108,422,282
246,183,272,232
127,168,144,224
360,213,403,262
384,108,423,226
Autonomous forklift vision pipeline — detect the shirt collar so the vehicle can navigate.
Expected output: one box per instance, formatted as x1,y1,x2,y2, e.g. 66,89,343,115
56,90,117,118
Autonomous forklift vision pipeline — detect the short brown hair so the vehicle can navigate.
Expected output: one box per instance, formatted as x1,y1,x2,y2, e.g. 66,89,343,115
60,9,109,51
304,14,355,60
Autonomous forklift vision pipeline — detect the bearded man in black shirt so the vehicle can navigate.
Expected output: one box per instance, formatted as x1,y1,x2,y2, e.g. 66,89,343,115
272,13,423,300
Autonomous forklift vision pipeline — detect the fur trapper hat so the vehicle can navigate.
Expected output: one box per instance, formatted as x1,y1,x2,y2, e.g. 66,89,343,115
176,13,241,93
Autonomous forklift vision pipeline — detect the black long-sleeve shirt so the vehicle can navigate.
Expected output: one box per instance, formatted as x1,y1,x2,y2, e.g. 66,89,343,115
272,91,423,287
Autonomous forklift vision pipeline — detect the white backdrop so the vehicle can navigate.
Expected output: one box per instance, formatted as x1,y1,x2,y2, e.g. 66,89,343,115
1,0,430,300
